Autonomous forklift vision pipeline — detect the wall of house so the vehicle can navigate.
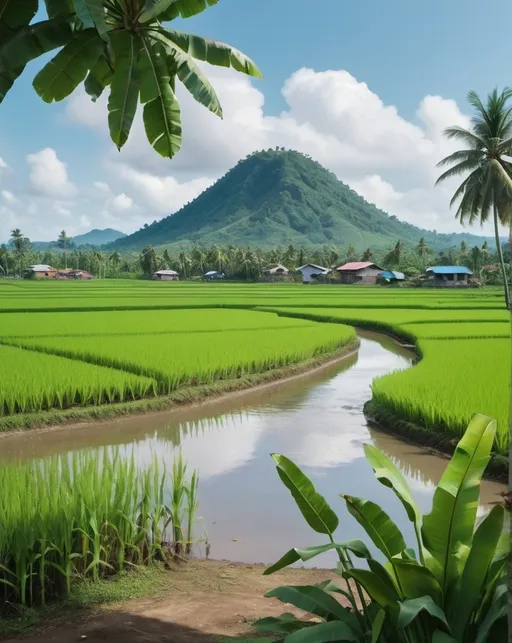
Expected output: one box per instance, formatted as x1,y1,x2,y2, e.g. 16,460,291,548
299,266,324,283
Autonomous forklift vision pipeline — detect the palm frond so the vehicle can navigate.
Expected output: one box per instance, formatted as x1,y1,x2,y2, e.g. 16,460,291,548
448,168,482,207
443,126,486,150
436,149,484,168
436,159,484,185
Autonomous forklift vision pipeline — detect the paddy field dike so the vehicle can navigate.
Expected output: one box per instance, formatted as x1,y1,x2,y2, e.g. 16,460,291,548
0,279,509,464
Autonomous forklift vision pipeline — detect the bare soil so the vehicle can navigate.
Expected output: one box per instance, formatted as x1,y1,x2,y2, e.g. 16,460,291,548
4,561,345,643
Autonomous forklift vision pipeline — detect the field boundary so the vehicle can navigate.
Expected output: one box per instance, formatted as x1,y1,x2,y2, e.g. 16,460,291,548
0,339,360,433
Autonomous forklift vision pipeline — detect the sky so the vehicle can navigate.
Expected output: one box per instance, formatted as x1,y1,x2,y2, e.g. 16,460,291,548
0,0,510,242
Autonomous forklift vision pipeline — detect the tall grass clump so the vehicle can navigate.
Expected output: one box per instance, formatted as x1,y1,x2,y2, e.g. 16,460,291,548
0,450,199,612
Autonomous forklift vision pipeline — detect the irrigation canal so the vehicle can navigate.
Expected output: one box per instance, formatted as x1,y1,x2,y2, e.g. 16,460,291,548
0,330,505,566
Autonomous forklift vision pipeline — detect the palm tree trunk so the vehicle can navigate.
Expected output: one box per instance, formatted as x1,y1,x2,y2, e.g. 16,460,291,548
493,203,510,309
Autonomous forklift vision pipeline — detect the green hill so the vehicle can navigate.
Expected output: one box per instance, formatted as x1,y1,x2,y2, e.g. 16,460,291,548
111,150,492,252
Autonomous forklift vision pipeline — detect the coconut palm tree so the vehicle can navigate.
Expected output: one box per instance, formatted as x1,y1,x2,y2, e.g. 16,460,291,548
0,1,262,159
361,248,373,261
10,228,29,276
436,88,512,309
57,230,71,269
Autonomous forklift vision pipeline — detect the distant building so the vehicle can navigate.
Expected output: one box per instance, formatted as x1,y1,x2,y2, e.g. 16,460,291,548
25,265,56,279
263,264,289,281
296,264,330,284
336,262,384,284
378,270,405,282
423,265,472,287
153,269,179,281
55,269,94,280
202,270,225,280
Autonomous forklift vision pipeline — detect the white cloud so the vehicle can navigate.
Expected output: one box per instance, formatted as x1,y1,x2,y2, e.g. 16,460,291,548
26,148,76,200
0,157,7,170
108,192,133,212
1,190,18,205
94,181,111,193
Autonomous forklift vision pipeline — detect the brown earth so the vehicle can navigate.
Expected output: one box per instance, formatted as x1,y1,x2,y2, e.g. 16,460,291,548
4,561,346,643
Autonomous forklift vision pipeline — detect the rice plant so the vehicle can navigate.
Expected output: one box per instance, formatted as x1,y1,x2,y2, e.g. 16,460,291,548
0,450,199,612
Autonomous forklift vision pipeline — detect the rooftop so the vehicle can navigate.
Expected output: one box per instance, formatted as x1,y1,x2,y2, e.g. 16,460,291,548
426,266,473,275
296,264,329,272
336,261,381,271
154,269,179,276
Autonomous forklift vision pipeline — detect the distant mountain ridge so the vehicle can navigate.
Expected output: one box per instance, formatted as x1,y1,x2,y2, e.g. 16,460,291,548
107,149,493,252
29,228,126,251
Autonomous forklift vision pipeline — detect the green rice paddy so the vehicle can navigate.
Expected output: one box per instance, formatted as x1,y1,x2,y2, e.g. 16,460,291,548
0,280,509,455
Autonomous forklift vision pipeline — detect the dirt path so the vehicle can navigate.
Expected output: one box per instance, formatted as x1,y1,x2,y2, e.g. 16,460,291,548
5,561,344,643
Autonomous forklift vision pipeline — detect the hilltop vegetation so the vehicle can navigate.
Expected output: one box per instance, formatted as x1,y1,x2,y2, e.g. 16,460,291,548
111,150,492,252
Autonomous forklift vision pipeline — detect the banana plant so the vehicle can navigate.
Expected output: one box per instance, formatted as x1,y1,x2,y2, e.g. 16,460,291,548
0,0,262,158
255,414,508,642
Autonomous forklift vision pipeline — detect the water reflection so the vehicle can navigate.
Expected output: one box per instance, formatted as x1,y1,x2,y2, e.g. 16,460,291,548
0,331,505,566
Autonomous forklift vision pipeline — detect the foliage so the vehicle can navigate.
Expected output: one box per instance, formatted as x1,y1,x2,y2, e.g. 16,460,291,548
0,449,199,611
0,0,261,159
436,88,512,309
255,415,508,642
105,150,496,252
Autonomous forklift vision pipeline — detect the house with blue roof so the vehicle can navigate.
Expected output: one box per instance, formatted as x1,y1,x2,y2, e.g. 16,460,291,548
424,265,473,287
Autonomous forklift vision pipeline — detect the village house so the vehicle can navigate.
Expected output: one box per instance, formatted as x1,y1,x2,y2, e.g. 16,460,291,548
202,270,225,280
336,261,384,284
152,269,179,281
377,270,405,283
55,269,94,280
423,265,473,287
263,264,289,281
25,265,56,279
296,263,330,284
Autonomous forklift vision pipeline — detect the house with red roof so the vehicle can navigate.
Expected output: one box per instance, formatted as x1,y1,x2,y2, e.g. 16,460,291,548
336,261,384,285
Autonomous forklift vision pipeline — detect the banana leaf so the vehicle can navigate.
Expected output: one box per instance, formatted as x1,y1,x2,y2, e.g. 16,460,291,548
265,540,371,575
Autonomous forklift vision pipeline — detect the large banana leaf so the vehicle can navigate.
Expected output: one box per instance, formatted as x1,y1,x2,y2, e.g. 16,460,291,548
140,38,182,158
140,0,175,23
0,0,38,39
156,28,263,78
343,496,406,559
84,54,112,101
33,29,104,102
474,582,508,643
397,596,450,631
421,414,496,591
285,621,360,643
73,0,109,41
148,30,222,116
264,585,352,622
264,540,371,575
344,566,400,610
0,66,23,103
271,454,339,535
108,32,140,148
44,0,74,19
0,19,72,71
390,558,443,604
364,444,424,555
254,613,314,634
159,0,219,21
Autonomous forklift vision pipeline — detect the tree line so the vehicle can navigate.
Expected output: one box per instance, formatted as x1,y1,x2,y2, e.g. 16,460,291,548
1,229,505,283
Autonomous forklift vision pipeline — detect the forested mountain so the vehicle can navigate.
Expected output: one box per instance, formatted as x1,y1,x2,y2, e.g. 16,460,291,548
110,150,492,251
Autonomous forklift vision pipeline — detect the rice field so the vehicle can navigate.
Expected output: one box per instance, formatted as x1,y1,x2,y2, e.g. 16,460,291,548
0,280,508,454
0,449,198,611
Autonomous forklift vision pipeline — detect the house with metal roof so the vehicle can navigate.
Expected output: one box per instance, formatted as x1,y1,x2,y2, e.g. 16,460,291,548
296,264,330,283
25,265,56,279
424,265,472,287
378,270,405,282
336,261,384,284
202,270,225,280
152,269,179,281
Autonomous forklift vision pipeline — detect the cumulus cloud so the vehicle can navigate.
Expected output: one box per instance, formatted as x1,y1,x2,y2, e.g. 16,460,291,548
0,157,7,170
26,148,76,200
107,192,134,212
1,190,18,205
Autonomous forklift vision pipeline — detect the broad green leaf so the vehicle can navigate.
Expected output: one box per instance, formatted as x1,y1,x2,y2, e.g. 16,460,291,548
364,444,423,552
344,566,400,611
422,414,496,591
271,454,338,535
451,505,505,639
432,632,457,643
33,29,104,102
254,613,312,634
140,0,175,23
0,18,72,71
0,66,23,103
158,28,263,78
371,609,386,643
84,54,112,101
390,558,443,604
343,496,406,559
44,0,74,19
160,0,218,21
264,540,371,575
474,584,507,643
397,596,450,631
0,0,37,38
285,621,360,643
108,32,140,148
140,39,182,158
265,585,351,622
73,0,109,41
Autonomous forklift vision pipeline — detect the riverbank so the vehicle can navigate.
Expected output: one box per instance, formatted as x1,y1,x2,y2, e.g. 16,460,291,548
0,560,339,642
0,339,359,435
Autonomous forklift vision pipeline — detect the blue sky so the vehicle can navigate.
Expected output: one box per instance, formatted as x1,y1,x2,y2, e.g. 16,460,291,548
0,0,510,241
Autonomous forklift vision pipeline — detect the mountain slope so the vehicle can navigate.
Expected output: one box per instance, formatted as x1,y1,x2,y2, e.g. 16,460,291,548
111,150,492,251
72,228,126,246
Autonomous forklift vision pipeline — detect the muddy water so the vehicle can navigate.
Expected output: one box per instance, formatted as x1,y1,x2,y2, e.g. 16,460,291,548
0,331,505,567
